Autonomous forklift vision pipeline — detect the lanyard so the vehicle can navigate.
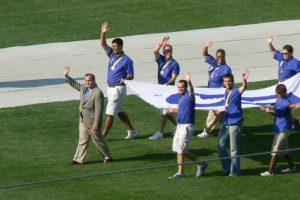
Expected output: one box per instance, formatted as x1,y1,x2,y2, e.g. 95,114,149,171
225,90,233,108
160,59,172,75
178,93,186,109
111,55,125,70
210,66,220,78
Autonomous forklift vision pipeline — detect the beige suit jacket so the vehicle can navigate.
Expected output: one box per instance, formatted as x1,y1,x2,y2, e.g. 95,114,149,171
65,76,104,129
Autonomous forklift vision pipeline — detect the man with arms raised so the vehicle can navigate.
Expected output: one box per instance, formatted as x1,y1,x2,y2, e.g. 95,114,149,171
100,22,137,140
149,36,180,140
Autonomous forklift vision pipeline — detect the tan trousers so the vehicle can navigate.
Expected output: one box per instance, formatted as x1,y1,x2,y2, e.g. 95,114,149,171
204,111,223,133
73,122,112,163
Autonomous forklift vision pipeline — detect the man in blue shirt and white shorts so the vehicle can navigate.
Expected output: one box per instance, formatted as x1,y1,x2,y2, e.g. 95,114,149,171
167,73,208,179
149,36,180,140
100,22,137,140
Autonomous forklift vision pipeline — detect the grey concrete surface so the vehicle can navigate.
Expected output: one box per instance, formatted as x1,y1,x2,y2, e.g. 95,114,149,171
0,20,300,108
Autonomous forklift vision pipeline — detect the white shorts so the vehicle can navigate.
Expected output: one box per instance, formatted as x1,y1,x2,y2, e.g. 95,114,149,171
172,124,195,154
106,85,126,116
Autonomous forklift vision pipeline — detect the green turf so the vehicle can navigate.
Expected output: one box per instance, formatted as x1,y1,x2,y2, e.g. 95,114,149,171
1,0,300,48
0,80,299,200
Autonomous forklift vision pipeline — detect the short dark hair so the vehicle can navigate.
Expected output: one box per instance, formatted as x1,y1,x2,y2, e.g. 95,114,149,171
223,73,234,82
85,73,95,81
283,45,293,54
275,84,287,98
216,49,225,56
163,44,173,51
112,38,123,47
178,79,187,88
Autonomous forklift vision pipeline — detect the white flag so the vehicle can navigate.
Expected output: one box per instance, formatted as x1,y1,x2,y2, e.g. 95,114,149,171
125,73,300,110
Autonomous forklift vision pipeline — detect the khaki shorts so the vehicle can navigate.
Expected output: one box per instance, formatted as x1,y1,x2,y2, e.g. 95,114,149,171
106,85,126,116
172,124,195,154
271,131,292,156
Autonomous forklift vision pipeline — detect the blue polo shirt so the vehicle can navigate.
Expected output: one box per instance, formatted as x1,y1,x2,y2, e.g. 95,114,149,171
177,92,195,124
274,98,292,133
206,54,232,88
223,87,243,125
156,54,180,85
273,51,300,82
107,49,134,86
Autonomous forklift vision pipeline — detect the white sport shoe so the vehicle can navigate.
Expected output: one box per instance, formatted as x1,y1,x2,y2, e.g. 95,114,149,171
197,130,209,139
260,171,274,176
196,162,208,177
149,131,163,140
124,130,137,140
281,166,297,173
168,172,184,179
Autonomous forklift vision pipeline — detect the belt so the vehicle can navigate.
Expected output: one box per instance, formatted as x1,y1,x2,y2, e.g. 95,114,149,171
108,84,125,88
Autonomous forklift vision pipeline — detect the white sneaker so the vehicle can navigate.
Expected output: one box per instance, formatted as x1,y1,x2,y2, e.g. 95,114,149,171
196,162,208,177
281,166,297,173
260,171,274,176
197,130,209,139
168,172,184,179
124,130,137,140
149,131,163,140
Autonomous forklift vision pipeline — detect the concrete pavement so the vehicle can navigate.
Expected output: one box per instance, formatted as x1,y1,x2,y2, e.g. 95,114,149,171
0,20,300,108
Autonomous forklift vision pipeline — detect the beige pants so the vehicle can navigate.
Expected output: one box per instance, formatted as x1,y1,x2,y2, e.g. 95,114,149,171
73,122,112,163
271,131,292,156
204,111,223,133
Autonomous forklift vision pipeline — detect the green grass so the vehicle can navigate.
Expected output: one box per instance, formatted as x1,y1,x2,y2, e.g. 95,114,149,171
1,0,300,199
1,0,300,48
0,80,300,200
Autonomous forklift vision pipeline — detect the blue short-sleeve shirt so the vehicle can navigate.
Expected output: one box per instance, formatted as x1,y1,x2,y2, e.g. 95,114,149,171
156,55,180,85
206,54,232,88
177,92,195,124
274,98,292,133
106,49,134,86
223,87,243,125
273,50,300,82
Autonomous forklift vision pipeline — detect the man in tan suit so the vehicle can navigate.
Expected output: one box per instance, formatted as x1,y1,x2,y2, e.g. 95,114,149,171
64,66,112,164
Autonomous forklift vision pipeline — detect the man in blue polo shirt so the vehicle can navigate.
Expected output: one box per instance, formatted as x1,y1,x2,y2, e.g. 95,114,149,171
217,70,249,176
198,40,232,139
268,36,300,128
268,36,300,82
167,73,208,179
149,36,180,140
100,22,137,140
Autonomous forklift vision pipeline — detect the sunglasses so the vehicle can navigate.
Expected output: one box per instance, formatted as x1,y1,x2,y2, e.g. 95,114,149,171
163,49,172,54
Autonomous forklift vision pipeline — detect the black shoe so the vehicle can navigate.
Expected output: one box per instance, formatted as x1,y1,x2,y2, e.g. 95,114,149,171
103,158,113,164
68,160,83,165
220,171,230,176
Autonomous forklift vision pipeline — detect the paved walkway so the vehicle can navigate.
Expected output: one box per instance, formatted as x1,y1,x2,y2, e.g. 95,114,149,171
0,20,300,108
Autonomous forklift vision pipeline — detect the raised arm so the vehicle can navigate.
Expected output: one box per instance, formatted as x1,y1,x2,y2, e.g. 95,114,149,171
100,22,111,54
64,66,82,91
268,36,276,55
154,36,169,60
203,40,213,59
239,69,249,94
184,72,194,97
